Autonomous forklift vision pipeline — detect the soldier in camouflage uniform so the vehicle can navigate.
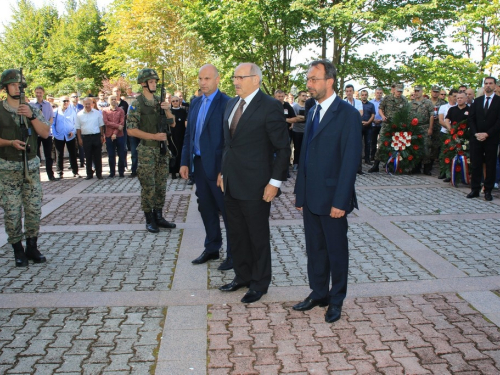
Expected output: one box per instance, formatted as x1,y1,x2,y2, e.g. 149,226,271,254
368,83,408,172
0,69,50,267
127,68,177,232
409,85,435,174
429,85,448,176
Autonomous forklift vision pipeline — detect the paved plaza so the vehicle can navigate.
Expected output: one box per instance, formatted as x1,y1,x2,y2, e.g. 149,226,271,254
1,158,500,374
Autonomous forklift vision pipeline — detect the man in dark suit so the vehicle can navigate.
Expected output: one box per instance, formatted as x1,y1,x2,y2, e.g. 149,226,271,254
467,76,500,201
180,64,233,270
293,60,361,323
218,63,290,303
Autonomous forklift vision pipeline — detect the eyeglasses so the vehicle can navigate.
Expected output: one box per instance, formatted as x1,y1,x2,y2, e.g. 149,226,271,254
440,93,446,96
171,100,179,102
306,77,328,83
231,75,256,81
71,96,78,98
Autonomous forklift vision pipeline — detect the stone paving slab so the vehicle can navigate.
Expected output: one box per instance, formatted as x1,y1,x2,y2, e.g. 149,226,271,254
396,218,500,277
41,178,84,195
0,231,180,293
40,195,190,225
80,177,192,194
0,306,165,375
358,187,500,216
208,224,433,289
207,293,500,374
355,173,433,186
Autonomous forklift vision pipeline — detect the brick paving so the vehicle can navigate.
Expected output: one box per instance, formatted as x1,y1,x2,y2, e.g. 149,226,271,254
1,154,500,374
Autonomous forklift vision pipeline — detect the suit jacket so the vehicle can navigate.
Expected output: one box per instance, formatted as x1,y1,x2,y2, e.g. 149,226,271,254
180,90,231,181
294,95,362,215
468,94,500,138
222,89,290,200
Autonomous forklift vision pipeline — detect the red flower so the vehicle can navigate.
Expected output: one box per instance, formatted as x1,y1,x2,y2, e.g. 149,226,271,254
394,136,399,140
452,134,457,140
443,149,447,154
408,132,413,136
457,130,464,136
413,145,419,150
450,129,455,135
449,146,455,151
411,118,418,126
444,139,451,145
445,158,450,164
460,124,466,129
418,135,423,139
402,124,407,128
385,132,391,136
458,151,464,155
455,166,462,172
384,141,389,146
388,152,392,156
408,155,414,161
392,124,397,129
452,121,457,126
398,168,403,173
456,144,462,149
392,132,395,136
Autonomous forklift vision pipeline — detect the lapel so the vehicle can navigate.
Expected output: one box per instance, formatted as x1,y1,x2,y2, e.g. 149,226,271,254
311,95,340,142
224,97,239,140
202,91,221,132
487,95,499,118
190,97,203,141
232,90,263,138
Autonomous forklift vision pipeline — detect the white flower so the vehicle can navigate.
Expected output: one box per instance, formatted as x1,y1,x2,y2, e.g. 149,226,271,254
463,145,467,150
402,146,406,150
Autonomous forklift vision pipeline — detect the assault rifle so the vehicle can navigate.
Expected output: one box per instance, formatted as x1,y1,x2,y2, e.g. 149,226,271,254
19,68,32,184
158,70,171,155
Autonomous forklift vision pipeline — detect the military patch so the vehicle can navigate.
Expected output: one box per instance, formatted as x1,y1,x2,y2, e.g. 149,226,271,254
129,105,136,111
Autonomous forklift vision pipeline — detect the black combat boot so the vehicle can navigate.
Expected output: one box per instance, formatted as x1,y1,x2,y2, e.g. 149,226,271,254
145,212,159,233
153,209,176,229
12,241,28,267
25,237,47,263
368,161,380,173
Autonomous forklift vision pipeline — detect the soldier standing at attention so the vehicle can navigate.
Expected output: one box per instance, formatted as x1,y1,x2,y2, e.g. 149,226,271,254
368,83,408,173
127,69,176,232
410,85,435,174
0,69,50,267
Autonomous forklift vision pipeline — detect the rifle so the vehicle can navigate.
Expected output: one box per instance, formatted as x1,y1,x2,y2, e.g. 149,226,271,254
158,70,171,156
19,68,32,184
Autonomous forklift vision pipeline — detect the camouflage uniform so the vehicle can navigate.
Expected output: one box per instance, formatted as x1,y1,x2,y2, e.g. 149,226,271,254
127,94,172,212
374,94,408,161
409,98,434,164
0,100,47,244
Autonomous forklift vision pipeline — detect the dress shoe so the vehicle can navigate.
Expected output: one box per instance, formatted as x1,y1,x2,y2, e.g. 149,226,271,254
364,160,373,165
357,170,365,175
73,173,81,178
325,305,342,323
97,176,103,180
368,161,379,173
119,174,124,178
192,250,219,264
130,172,137,178
443,177,451,183
85,176,93,180
217,257,233,271
219,280,249,292
292,297,328,311
108,174,115,179
48,176,59,181
241,289,265,303
485,191,493,201
466,190,480,198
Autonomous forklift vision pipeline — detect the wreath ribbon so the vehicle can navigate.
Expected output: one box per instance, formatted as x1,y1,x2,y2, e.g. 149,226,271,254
451,155,470,187
385,151,399,175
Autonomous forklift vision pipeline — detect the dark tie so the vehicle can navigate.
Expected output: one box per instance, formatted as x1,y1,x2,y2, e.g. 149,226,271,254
307,104,322,144
484,96,491,115
194,97,208,154
230,99,246,137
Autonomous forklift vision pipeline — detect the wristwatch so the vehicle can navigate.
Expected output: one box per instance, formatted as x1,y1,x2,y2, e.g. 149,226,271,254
28,113,36,121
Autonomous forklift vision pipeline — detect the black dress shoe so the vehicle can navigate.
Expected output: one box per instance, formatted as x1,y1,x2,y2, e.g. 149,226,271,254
325,305,342,323
357,170,365,175
466,190,480,198
219,280,249,292
292,297,328,311
443,177,451,183
192,250,219,264
217,257,233,271
485,191,493,201
241,289,265,303
438,174,445,179
85,176,93,180
48,176,60,181
130,173,137,178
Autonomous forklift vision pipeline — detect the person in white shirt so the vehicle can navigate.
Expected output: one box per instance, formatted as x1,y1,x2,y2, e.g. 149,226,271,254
76,97,105,179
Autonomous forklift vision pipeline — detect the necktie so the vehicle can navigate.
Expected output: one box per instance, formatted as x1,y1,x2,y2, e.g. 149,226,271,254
194,96,208,154
484,96,491,115
230,99,246,137
307,105,322,144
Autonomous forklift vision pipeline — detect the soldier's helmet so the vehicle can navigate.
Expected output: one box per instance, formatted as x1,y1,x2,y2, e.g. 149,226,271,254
137,69,160,84
1,69,27,88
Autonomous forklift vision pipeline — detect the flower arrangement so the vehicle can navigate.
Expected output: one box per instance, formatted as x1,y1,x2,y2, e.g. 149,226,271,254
377,104,425,174
439,119,470,186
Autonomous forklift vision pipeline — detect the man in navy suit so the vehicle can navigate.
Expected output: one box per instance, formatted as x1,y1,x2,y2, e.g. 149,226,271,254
218,63,290,304
293,60,361,323
467,76,500,201
180,64,233,270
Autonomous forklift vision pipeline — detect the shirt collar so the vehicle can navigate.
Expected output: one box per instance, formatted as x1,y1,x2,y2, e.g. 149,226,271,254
315,91,337,113
203,88,219,103
240,88,260,105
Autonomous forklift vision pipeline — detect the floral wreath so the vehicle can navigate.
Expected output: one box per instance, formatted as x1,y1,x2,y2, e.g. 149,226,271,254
439,119,470,186
377,104,425,174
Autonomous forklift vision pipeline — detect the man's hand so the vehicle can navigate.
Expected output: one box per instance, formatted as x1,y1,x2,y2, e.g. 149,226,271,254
180,166,189,180
78,138,83,147
111,134,116,141
155,132,167,141
11,139,26,151
381,115,387,122
17,104,34,119
330,207,345,218
217,173,224,192
475,132,489,141
263,184,278,202
427,127,433,136
118,125,123,131
68,132,74,138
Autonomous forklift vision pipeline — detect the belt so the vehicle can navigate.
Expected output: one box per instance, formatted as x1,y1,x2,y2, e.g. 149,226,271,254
82,133,101,136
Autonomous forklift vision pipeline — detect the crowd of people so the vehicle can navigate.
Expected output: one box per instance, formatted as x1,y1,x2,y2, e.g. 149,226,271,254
2,62,500,324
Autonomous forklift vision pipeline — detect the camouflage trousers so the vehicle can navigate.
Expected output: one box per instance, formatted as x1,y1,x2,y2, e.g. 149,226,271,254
137,145,169,212
429,124,442,161
374,123,390,162
420,123,433,165
0,168,42,244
